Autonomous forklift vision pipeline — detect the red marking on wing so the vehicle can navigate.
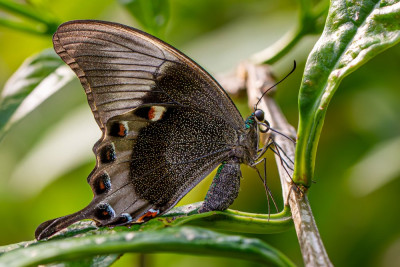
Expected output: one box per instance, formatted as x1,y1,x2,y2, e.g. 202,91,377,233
148,107,155,120
99,180,105,190
137,210,159,223
106,151,112,161
118,123,126,137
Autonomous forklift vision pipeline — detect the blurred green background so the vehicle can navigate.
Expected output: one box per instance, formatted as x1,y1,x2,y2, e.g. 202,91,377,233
1,0,400,266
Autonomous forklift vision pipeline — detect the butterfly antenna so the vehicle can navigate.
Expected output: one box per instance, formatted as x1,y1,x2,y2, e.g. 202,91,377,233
255,60,297,110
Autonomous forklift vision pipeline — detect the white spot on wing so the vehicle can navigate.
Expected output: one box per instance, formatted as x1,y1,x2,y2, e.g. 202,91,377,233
149,106,166,121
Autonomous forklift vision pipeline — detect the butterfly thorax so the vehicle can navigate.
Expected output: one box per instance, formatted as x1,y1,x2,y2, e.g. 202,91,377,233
233,113,259,165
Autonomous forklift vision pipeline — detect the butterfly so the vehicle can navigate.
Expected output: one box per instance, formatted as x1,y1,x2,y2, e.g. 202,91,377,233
35,20,294,240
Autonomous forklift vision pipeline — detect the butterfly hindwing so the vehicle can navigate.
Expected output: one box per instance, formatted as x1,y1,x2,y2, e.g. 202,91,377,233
128,105,237,209
94,104,237,222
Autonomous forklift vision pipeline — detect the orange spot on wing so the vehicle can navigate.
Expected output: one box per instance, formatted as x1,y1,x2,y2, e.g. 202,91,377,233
137,210,159,223
148,107,155,120
99,180,105,190
118,123,126,136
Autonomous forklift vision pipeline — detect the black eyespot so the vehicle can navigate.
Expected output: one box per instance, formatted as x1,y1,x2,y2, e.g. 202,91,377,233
134,106,151,120
99,144,116,163
108,213,133,226
94,203,115,220
109,121,128,137
118,213,133,224
93,172,111,195
254,109,265,121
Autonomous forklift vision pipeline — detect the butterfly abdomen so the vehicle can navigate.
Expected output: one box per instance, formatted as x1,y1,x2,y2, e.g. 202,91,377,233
199,158,241,213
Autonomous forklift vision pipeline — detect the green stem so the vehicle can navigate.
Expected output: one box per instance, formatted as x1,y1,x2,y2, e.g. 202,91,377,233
312,0,330,18
252,26,305,64
251,0,328,64
0,17,47,35
172,205,293,234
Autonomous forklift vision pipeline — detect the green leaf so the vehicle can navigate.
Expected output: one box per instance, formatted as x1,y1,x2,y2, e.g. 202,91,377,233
45,254,121,267
0,241,35,256
0,0,58,35
1,203,293,266
0,49,74,142
294,0,400,186
32,202,293,242
118,0,170,37
0,226,294,267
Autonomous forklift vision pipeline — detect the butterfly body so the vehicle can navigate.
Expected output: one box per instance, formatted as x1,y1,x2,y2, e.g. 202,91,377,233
35,20,266,240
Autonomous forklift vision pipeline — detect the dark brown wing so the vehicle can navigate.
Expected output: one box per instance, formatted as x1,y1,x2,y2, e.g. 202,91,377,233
53,20,243,131
36,20,243,240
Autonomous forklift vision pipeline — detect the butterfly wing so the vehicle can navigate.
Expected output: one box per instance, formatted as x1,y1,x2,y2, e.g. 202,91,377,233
53,20,243,130
36,20,243,240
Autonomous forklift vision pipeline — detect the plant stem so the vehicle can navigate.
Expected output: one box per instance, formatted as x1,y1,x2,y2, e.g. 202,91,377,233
250,0,329,65
262,97,332,266
220,62,333,266
0,17,46,35
247,63,333,267
0,0,58,35
251,26,304,65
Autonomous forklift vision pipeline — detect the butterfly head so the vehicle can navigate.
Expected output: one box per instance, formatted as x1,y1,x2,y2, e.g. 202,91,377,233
254,109,265,122
245,109,270,133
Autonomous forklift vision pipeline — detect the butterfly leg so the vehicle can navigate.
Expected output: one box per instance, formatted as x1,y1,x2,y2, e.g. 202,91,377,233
198,158,241,213
255,137,274,161
253,158,278,216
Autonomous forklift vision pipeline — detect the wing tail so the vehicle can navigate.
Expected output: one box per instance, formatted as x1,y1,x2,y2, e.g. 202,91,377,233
35,203,95,240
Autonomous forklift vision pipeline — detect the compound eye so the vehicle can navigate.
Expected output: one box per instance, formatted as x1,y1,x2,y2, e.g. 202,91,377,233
254,109,265,121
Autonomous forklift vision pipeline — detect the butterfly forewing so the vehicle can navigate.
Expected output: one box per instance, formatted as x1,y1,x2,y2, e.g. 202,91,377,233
53,20,243,130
